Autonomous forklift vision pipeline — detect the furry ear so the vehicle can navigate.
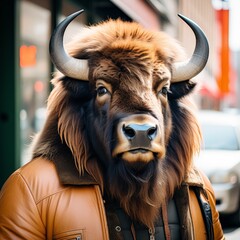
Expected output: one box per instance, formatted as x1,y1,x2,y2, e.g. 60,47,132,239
168,80,196,100
60,77,92,100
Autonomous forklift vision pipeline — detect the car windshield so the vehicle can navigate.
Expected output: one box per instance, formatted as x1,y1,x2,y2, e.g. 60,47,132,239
201,124,240,150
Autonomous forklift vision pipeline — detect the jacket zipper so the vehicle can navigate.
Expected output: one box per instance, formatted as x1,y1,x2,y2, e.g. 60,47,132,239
149,228,155,240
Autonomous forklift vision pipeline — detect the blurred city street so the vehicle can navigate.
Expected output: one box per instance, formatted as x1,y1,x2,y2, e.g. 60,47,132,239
1,0,240,239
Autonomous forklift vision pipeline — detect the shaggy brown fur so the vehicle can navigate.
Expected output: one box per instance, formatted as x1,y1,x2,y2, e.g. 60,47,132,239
33,19,201,229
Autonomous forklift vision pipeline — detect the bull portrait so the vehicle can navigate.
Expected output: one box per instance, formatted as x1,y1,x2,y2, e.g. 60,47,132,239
0,9,224,240
46,9,207,227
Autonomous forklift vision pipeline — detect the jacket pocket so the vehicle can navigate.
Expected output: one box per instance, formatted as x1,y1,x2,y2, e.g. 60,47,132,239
53,229,85,240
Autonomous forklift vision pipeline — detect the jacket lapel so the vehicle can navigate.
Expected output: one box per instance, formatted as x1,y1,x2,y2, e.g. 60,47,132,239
174,185,194,239
174,167,205,239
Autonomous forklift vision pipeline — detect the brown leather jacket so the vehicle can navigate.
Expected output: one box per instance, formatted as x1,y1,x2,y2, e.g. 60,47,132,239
0,157,224,239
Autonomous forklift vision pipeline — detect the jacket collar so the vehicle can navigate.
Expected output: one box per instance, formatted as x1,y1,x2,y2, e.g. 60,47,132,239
52,155,97,185
184,166,204,188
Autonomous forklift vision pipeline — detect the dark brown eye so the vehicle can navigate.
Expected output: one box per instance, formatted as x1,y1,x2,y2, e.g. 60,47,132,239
97,86,108,96
158,87,169,97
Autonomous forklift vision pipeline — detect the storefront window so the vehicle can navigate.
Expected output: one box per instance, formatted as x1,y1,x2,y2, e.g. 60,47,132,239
19,0,50,164
19,0,86,165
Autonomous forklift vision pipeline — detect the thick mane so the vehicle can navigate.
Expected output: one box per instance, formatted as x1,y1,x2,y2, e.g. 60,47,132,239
167,98,201,193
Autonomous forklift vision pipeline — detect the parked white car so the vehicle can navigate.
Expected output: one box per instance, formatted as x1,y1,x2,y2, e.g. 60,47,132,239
194,110,240,225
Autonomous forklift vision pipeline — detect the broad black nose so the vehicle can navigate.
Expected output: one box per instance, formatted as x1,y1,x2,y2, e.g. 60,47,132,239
123,123,157,142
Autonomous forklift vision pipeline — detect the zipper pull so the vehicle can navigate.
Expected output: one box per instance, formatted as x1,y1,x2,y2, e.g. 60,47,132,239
149,228,155,240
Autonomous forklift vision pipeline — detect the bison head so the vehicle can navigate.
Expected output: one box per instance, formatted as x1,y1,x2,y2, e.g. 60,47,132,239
34,10,208,228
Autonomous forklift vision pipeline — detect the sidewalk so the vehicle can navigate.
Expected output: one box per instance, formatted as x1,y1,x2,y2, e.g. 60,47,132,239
225,228,240,240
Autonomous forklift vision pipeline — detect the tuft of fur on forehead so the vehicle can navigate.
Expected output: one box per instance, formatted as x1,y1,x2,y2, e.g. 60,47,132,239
66,18,186,63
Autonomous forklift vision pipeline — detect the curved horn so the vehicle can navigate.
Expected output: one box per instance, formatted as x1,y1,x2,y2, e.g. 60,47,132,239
172,14,209,82
49,10,89,80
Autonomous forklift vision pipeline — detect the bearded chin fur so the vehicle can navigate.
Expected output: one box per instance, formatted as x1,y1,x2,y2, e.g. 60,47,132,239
106,158,167,229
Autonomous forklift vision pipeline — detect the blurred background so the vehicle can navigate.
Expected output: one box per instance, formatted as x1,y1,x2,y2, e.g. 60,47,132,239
0,0,240,236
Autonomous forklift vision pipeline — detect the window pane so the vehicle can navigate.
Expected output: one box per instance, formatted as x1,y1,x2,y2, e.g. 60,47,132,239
19,0,50,165
201,124,239,150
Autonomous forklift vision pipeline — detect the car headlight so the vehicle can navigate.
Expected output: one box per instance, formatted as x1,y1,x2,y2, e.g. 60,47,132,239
209,171,238,184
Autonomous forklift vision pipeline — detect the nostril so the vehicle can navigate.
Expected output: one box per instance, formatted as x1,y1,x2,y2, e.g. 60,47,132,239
147,126,157,140
123,124,136,140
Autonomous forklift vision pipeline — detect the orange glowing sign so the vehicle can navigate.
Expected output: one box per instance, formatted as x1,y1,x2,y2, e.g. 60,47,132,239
216,8,230,96
34,80,44,93
20,45,37,67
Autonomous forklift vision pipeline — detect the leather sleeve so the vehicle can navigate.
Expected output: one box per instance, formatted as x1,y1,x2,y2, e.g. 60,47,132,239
0,171,45,239
200,171,225,240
